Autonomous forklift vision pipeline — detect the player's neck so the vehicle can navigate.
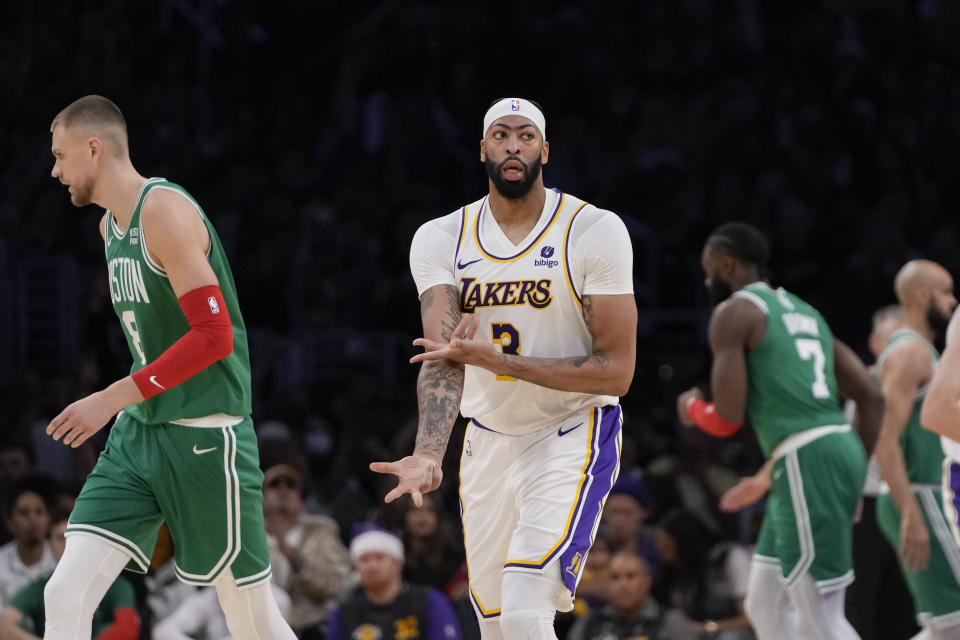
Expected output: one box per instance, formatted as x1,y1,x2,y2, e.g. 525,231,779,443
487,183,546,245
15,539,45,566
365,576,403,605
903,313,935,344
95,165,149,231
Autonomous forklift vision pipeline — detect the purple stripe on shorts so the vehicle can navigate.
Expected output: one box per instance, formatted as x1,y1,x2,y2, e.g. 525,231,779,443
557,405,622,594
470,419,497,433
950,462,960,526
501,405,622,593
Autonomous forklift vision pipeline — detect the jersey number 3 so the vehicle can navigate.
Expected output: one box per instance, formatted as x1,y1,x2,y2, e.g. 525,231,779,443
491,323,520,381
795,338,830,399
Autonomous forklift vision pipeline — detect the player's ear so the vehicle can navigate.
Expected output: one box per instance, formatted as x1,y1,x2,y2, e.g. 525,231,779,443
541,140,549,165
480,140,486,163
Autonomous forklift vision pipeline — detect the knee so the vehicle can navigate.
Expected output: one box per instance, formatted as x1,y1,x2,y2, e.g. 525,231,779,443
499,607,552,640
743,586,767,629
44,568,81,620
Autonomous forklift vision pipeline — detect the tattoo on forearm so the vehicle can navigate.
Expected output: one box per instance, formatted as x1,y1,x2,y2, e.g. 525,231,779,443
415,285,465,457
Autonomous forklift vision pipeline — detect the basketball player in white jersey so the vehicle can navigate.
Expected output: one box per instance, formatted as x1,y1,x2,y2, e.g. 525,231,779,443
371,98,637,640
922,305,960,549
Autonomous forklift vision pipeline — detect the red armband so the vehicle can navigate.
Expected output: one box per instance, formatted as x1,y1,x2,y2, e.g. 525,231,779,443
131,285,233,400
93,607,140,640
687,397,743,437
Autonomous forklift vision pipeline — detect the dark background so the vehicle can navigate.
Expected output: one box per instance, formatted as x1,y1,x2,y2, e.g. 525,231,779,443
3,0,960,537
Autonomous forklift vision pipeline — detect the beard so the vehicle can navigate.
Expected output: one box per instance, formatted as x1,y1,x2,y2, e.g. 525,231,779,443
67,176,94,207
486,154,542,199
707,279,733,307
927,303,951,339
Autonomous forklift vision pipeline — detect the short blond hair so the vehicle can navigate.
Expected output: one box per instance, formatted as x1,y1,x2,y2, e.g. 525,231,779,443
50,95,128,154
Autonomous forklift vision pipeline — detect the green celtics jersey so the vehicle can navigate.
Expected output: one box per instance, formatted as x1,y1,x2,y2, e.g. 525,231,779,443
735,283,848,456
104,178,251,423
876,330,943,485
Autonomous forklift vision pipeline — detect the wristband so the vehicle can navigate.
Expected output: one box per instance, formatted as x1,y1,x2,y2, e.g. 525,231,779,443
687,397,743,437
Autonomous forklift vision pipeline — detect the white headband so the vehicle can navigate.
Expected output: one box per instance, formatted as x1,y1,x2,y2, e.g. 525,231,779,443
350,530,404,562
483,98,546,139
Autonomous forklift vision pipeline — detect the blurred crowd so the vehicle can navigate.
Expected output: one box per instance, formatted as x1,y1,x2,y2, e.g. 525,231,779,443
4,0,960,637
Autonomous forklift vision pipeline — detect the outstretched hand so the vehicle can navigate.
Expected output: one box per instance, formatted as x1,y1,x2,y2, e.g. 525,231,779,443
370,455,443,506
46,391,116,448
410,314,494,366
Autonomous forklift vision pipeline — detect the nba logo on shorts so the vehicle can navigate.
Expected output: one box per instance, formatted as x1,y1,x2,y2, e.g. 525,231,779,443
207,297,220,314
565,552,583,577
511,99,520,111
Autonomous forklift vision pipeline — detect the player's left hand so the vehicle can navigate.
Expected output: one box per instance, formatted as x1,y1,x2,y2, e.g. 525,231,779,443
46,391,116,448
719,474,771,512
676,387,703,426
410,314,496,367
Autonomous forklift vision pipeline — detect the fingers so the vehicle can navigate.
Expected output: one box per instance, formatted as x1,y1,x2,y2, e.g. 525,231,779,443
464,314,480,340
410,349,451,364
46,409,70,440
369,462,398,474
452,315,473,339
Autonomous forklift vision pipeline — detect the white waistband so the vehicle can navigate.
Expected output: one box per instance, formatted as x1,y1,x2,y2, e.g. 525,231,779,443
170,413,244,428
771,424,851,461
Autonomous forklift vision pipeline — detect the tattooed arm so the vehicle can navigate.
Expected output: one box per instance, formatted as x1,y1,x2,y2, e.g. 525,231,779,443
371,284,465,505
413,284,466,460
411,293,637,396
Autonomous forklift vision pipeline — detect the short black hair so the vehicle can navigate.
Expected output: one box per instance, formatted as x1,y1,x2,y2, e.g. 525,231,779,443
706,222,771,271
4,474,59,518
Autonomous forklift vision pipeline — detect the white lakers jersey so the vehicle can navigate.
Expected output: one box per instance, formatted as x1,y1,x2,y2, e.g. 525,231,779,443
410,188,633,435
941,308,960,460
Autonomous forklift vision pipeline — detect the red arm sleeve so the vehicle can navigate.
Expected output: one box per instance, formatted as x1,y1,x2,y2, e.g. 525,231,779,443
92,607,140,640
687,397,743,437
131,284,233,400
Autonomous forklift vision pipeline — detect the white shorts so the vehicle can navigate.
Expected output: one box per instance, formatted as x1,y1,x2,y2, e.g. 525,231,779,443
459,404,622,619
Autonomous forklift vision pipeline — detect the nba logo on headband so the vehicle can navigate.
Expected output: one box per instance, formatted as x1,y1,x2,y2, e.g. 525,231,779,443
483,98,547,138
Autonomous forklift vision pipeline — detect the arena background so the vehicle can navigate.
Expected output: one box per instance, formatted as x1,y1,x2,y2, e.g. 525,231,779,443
2,0,960,590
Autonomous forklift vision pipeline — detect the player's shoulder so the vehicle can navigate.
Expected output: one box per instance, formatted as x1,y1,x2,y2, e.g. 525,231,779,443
710,294,768,338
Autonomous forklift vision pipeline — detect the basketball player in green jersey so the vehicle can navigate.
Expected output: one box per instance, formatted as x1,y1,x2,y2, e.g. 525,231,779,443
45,96,295,640
874,260,960,638
676,222,883,640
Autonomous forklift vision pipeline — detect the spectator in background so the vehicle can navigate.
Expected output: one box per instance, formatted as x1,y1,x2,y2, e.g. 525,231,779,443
261,463,353,637
327,526,461,640
653,510,753,640
0,477,56,609
600,476,662,585
0,512,139,640
567,550,694,640
399,494,465,595
572,532,614,616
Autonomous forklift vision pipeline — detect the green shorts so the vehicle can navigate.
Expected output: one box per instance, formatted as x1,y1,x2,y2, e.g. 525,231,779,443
877,487,960,625
67,411,271,587
754,429,866,591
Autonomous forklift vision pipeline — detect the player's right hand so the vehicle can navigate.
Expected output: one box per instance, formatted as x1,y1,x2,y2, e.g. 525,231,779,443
370,455,443,507
900,509,930,573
